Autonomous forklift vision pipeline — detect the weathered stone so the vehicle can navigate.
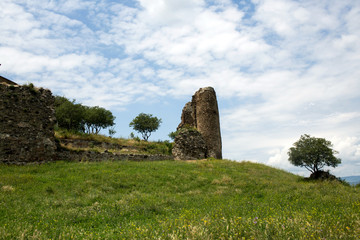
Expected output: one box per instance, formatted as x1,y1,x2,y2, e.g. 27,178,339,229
174,87,222,159
177,102,195,129
193,87,222,159
58,138,129,152
0,81,57,164
172,128,207,160
0,75,18,86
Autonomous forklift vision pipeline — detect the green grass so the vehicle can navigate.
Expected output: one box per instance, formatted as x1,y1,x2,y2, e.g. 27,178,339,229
55,129,173,155
0,160,359,239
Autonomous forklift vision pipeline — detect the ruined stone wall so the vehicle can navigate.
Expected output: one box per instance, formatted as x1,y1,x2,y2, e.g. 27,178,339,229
175,87,222,160
0,83,57,164
56,150,173,162
172,128,207,160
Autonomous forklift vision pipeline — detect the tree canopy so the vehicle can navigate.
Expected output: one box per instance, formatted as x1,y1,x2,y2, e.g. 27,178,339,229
54,96,115,134
54,96,85,132
129,113,162,141
288,134,341,173
83,106,115,134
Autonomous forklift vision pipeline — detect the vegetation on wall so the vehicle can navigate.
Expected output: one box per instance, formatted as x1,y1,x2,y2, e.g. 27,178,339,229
55,129,173,156
168,124,199,140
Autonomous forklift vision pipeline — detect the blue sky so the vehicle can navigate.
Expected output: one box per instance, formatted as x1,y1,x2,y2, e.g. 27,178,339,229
1,0,360,177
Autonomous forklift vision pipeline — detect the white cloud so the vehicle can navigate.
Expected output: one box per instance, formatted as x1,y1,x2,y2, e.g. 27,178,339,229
267,147,294,171
137,0,204,26
332,136,360,162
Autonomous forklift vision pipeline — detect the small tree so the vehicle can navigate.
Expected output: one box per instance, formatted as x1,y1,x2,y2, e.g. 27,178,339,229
108,126,116,138
288,134,341,173
84,106,115,134
129,113,162,141
54,96,115,134
54,96,85,132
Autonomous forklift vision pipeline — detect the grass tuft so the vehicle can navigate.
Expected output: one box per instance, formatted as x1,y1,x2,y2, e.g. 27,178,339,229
1,185,15,192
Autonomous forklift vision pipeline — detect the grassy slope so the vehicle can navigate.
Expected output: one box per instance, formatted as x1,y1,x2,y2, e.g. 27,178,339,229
54,130,173,155
0,160,359,239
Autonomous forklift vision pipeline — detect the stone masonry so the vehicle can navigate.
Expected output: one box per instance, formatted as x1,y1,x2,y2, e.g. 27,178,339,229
172,128,208,160
174,87,222,159
0,81,57,164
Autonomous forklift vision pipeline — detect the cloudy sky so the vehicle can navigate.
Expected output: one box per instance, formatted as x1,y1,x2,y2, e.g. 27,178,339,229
1,0,359,177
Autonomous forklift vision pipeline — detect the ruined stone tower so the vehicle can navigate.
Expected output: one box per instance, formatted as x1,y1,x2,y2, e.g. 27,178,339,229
173,87,222,159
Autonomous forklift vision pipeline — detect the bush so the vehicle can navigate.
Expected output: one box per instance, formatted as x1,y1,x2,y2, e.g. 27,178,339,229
144,141,173,155
24,82,38,95
309,170,337,180
169,125,199,140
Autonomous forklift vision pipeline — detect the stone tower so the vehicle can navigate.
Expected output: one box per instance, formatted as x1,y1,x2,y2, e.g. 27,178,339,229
174,86,222,159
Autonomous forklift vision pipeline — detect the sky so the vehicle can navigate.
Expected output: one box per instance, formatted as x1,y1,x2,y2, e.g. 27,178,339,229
1,0,359,177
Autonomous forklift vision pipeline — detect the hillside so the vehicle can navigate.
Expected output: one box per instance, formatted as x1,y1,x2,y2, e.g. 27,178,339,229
55,130,173,156
0,160,359,239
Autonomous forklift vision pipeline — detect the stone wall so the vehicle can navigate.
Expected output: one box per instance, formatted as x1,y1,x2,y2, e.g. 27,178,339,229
174,87,222,159
60,138,124,151
0,83,57,164
0,79,173,164
0,75,18,86
56,149,173,162
172,128,207,160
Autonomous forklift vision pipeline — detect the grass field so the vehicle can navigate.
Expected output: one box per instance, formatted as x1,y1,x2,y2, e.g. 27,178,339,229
0,159,359,239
